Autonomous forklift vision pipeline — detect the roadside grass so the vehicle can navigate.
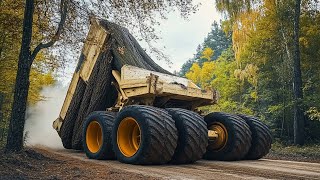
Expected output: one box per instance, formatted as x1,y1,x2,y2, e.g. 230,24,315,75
268,142,320,161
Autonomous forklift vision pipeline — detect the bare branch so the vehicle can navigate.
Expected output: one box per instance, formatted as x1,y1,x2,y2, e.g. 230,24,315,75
30,0,68,63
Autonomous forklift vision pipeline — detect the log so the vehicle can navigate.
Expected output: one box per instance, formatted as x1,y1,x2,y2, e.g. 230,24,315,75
99,20,170,74
72,39,115,149
59,78,86,149
60,20,169,150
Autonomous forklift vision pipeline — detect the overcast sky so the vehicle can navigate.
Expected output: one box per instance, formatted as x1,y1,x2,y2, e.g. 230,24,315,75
149,0,221,72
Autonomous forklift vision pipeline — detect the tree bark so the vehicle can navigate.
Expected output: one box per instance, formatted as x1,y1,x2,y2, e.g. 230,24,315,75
293,0,304,145
100,20,171,74
5,0,34,152
71,48,115,149
59,78,86,149
70,49,107,149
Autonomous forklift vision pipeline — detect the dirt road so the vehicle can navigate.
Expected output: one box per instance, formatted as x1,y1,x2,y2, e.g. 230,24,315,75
51,149,320,180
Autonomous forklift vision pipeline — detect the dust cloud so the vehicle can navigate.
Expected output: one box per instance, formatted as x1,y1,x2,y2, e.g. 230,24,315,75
24,84,67,149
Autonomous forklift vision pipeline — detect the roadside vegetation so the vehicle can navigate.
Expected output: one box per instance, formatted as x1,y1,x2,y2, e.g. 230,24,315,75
181,1,320,148
267,142,320,162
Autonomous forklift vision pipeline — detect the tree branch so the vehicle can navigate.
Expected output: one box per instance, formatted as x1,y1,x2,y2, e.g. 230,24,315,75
30,0,68,63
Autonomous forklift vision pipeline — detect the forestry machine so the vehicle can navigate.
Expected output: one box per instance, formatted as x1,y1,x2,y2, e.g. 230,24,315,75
53,19,272,165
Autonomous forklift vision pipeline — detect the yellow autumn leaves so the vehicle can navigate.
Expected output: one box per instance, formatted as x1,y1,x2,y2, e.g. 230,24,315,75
186,61,215,88
0,0,57,128
186,47,259,100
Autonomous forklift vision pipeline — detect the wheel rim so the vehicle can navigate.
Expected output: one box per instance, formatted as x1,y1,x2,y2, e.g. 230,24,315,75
117,117,141,157
86,121,103,153
208,122,228,151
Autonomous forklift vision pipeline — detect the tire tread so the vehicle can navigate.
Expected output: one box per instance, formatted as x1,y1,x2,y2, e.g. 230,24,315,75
113,105,178,165
237,114,272,160
166,108,208,164
204,112,252,161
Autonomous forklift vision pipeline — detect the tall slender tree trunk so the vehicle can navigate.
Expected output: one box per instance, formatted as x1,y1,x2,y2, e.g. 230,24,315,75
5,0,66,152
293,0,304,145
5,0,34,152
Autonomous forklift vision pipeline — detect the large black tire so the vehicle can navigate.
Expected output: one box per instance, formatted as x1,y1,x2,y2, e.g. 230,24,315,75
237,114,272,160
166,108,207,164
204,112,252,161
83,111,116,160
112,105,178,165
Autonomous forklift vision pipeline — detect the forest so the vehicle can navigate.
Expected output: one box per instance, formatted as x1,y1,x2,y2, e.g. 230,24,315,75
0,1,56,147
181,0,320,145
0,0,319,152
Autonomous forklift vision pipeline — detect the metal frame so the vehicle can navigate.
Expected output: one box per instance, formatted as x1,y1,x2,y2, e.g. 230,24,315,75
109,65,217,111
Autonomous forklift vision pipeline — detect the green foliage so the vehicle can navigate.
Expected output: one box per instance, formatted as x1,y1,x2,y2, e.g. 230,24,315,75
179,21,232,77
185,0,320,144
271,142,320,158
306,107,320,121
186,47,254,115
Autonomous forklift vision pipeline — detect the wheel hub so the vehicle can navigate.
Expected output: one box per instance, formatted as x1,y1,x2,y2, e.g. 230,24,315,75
86,121,103,153
117,117,141,157
208,122,228,151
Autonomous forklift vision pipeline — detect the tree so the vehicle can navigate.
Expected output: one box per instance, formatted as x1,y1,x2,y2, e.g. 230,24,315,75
292,0,304,145
186,47,254,114
5,0,198,152
0,1,57,149
213,0,314,144
179,21,231,76
5,0,68,152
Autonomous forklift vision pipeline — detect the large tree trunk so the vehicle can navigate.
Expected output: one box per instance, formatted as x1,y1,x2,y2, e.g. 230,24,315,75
100,20,171,74
5,0,34,152
59,78,86,149
293,0,304,145
6,62,31,151
59,20,170,149
71,44,115,149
